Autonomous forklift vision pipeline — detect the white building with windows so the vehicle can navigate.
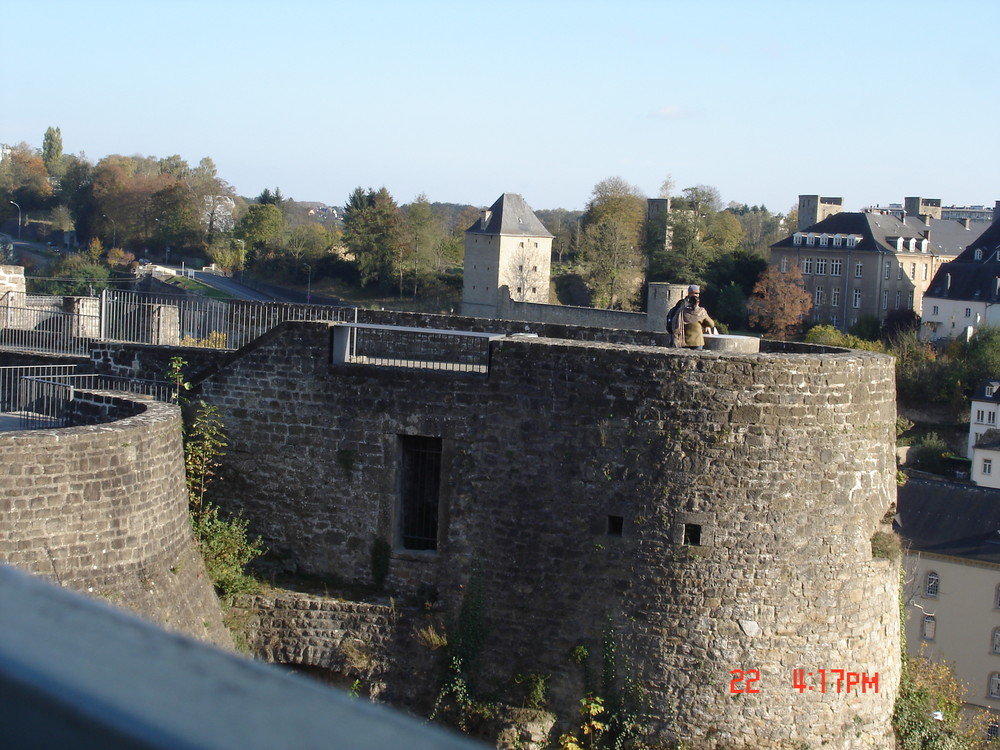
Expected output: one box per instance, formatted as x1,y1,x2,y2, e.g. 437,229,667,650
922,218,1000,341
897,477,1000,715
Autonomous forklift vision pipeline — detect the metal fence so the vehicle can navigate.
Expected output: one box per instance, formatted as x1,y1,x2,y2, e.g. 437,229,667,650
0,365,172,430
332,324,503,373
0,289,356,356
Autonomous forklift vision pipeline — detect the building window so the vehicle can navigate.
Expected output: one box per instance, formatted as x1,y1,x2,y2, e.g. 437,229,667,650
683,523,702,546
831,288,841,306
884,261,891,280
932,305,940,316
802,257,813,274
908,292,914,309
988,385,996,396
398,435,443,551
855,262,864,278
910,262,917,278
806,235,815,246
816,258,827,275
990,412,997,425
820,235,828,246
993,628,1000,654
976,249,984,260
898,263,903,280
834,235,843,247
978,409,987,423
895,291,901,309
967,308,973,318
922,264,929,281
780,256,789,273
882,290,889,310
987,722,999,741
847,236,858,247
922,615,936,640
814,286,825,305
995,584,1000,609
926,571,939,598
991,673,1000,699
985,459,993,476
793,234,802,246
853,288,862,308
831,314,839,328
831,259,842,276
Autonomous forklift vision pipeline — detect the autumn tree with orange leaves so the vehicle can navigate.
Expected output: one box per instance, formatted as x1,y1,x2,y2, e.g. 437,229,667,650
747,263,813,340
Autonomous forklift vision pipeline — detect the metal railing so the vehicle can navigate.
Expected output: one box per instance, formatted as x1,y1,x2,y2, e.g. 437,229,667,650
0,365,172,430
0,289,357,356
332,323,503,373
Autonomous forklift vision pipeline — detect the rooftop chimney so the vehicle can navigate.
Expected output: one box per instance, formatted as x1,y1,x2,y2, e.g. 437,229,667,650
961,218,971,230
480,209,491,230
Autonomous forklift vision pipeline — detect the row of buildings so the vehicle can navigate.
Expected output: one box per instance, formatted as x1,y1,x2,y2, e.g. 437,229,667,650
770,194,1000,339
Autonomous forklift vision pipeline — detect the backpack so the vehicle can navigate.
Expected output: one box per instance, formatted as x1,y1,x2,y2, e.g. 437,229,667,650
665,299,685,345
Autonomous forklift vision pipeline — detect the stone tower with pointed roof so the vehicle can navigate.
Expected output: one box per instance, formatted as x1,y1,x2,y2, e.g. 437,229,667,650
462,193,554,318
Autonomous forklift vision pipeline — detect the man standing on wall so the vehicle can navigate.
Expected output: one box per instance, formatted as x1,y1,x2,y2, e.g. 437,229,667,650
669,284,715,350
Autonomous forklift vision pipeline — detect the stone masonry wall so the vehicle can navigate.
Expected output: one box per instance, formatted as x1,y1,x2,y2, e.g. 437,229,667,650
194,320,900,749
0,265,25,296
0,392,231,648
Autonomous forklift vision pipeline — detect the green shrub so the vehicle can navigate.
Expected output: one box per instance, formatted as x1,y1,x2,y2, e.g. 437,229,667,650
191,502,264,597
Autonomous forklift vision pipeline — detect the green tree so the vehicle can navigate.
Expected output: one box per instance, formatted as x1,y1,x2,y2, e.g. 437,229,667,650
581,216,643,309
747,263,813,339
342,186,402,288
401,193,444,296
41,126,65,180
234,203,285,264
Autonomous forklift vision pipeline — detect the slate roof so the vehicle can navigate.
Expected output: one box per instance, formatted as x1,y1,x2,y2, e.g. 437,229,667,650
895,476,1000,564
902,216,989,257
923,219,1000,302
770,211,926,254
465,193,554,238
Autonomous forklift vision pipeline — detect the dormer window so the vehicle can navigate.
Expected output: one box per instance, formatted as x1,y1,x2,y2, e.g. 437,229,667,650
806,234,815,246
833,235,843,247
976,249,984,260
819,234,828,246
908,238,916,251
847,236,858,248
793,233,803,246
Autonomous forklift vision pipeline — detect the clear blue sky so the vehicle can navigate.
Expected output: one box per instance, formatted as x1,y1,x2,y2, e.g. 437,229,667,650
7,0,999,214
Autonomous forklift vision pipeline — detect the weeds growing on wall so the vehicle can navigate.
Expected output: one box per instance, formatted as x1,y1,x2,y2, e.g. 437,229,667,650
169,357,264,599
562,616,652,750
430,564,495,733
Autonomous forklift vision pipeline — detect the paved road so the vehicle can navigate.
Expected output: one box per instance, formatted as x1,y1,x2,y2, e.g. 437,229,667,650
190,271,280,302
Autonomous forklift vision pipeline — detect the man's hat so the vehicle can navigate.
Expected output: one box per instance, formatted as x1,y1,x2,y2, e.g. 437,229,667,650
688,284,700,294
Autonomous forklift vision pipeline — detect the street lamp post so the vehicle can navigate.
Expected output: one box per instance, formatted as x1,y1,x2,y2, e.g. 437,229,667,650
9,201,21,240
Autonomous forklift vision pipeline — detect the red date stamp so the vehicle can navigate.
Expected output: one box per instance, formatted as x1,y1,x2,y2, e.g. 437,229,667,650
730,669,879,694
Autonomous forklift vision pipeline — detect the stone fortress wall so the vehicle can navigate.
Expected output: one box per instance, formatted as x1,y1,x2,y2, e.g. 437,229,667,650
0,389,231,648
178,315,901,749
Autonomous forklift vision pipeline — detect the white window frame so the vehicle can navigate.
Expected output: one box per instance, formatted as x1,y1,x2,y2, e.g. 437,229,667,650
985,459,993,476
831,288,840,306
855,262,864,278
991,673,1000,699
831,259,842,276
802,257,813,274
922,615,936,640
993,628,1000,654
926,571,939,598
814,286,824,305
853,288,862,309
816,258,827,275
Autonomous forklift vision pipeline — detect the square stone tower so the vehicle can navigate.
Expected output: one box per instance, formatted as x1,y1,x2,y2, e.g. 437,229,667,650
462,193,554,318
